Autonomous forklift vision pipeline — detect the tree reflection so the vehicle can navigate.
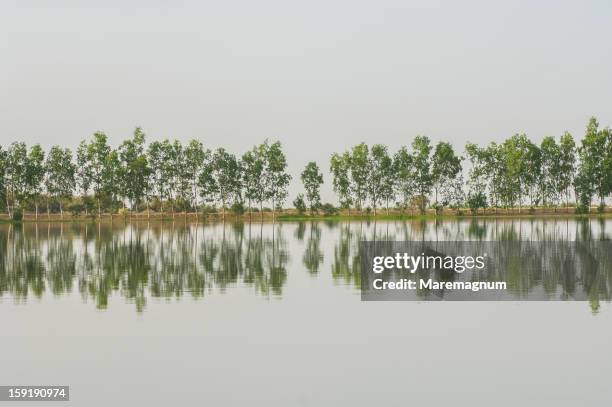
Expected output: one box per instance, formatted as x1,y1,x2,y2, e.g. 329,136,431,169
1,219,612,312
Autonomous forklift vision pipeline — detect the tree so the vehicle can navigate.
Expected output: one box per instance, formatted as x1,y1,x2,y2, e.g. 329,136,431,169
367,144,393,215
26,144,45,219
45,146,76,219
82,132,111,217
264,141,291,220
300,161,323,214
5,142,28,217
440,173,465,213
330,152,352,213
576,118,608,209
431,141,461,214
293,193,306,214
103,149,121,215
147,140,170,213
0,146,6,213
464,143,487,208
540,136,562,207
76,140,92,215
212,148,241,220
393,146,414,213
499,134,540,210
411,136,433,214
558,132,576,207
349,143,369,211
241,148,264,220
184,140,206,215
118,127,150,213
197,151,217,214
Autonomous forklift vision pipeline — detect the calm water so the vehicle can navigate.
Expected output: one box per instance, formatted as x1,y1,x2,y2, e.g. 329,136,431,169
1,219,612,406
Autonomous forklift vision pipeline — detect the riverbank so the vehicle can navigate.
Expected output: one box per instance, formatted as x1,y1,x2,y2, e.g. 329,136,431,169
2,206,612,223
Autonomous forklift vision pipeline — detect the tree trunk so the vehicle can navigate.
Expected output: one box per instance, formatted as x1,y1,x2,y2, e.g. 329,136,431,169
60,201,64,220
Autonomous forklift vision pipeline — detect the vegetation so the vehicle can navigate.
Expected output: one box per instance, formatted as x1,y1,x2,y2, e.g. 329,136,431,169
1,117,612,221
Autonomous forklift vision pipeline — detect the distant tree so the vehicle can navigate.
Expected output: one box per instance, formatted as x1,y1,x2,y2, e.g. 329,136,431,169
264,141,291,219
540,136,562,207
197,151,217,212
103,150,121,214
26,144,45,219
440,173,465,213
558,132,576,207
330,152,352,213
169,140,190,217
76,140,92,215
118,127,150,212
368,144,393,215
212,148,241,220
300,161,323,213
464,143,487,208
44,146,76,219
5,142,28,217
431,141,462,214
576,117,608,209
241,148,265,220
393,146,414,213
411,136,433,214
0,146,6,212
147,140,170,213
293,193,306,214
349,143,369,211
184,139,206,213
82,132,112,217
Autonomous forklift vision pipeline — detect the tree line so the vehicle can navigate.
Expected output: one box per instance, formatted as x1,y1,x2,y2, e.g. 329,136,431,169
0,117,610,220
0,130,291,220
328,117,610,215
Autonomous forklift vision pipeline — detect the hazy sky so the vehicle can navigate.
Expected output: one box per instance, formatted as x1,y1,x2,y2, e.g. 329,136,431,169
2,0,612,201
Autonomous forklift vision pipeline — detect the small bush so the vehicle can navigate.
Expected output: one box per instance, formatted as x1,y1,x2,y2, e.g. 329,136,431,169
230,202,245,215
293,194,306,214
11,208,23,222
321,203,338,216
118,207,129,218
68,202,84,217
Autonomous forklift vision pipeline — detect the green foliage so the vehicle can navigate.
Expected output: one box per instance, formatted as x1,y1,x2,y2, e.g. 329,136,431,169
432,141,462,212
321,203,338,216
411,136,433,214
300,161,323,213
330,152,352,209
293,193,306,214
230,201,245,215
467,192,487,215
11,207,23,222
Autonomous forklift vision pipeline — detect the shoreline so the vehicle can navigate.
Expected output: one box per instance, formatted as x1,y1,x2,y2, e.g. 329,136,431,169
2,208,612,224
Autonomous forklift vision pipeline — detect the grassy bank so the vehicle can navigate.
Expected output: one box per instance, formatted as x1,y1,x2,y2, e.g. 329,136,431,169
2,206,612,223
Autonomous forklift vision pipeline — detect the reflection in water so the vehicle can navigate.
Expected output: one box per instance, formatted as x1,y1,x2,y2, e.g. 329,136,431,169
1,218,611,312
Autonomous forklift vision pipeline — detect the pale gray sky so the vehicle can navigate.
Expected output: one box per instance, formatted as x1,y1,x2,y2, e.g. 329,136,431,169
2,0,611,202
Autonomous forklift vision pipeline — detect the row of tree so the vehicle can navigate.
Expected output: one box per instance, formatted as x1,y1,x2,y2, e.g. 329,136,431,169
0,129,291,220
0,117,610,219
328,117,612,214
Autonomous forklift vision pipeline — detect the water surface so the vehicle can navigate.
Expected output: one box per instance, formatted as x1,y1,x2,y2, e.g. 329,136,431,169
1,219,611,406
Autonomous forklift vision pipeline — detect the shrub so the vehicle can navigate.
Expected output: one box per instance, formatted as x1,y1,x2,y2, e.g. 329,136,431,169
293,194,306,214
230,202,245,215
467,192,487,215
68,202,84,217
321,203,338,216
11,208,23,222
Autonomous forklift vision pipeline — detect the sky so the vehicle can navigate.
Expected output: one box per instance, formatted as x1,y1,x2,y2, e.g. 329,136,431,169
2,0,612,202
